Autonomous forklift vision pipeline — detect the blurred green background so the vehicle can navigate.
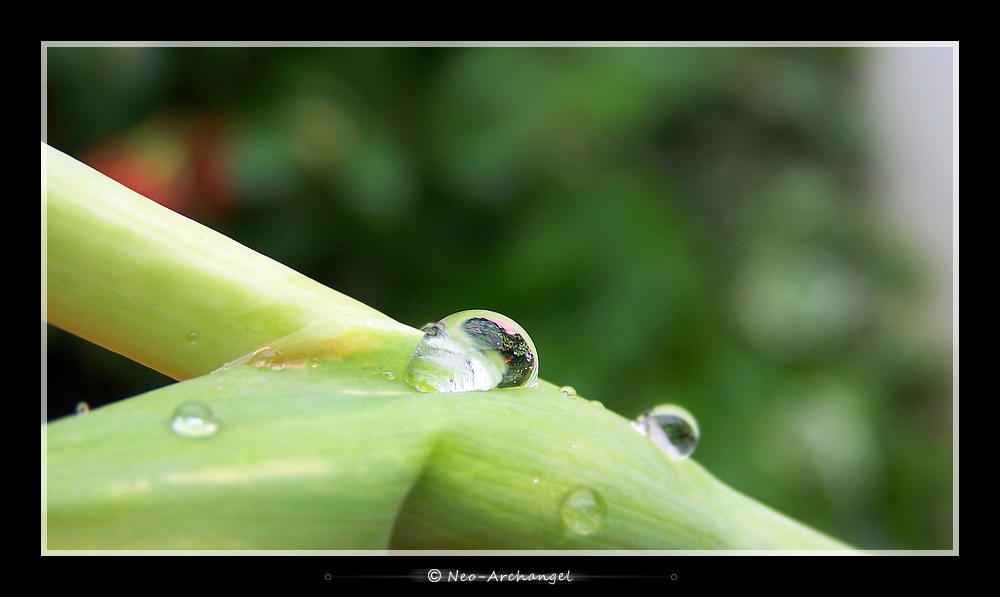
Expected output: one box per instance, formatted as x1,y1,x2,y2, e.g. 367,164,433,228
44,45,953,550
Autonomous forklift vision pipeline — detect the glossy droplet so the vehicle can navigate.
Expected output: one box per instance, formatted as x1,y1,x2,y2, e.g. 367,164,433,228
213,345,287,374
374,368,396,380
308,357,321,368
632,404,700,459
589,400,604,410
532,477,540,484
75,402,89,415
171,401,220,438
559,386,576,397
403,310,538,392
186,332,199,344
249,347,284,371
559,486,607,536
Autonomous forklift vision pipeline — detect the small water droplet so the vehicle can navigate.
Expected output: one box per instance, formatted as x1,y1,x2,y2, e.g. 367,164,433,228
186,332,199,344
373,368,396,380
403,310,538,392
571,443,578,449
198,234,208,245
559,486,607,536
170,401,220,438
532,477,540,484
249,347,284,371
589,400,604,409
308,357,321,368
559,386,576,397
75,402,89,415
632,404,700,459
215,382,224,390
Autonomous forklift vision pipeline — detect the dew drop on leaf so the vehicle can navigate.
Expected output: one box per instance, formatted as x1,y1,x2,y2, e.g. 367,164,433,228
212,345,285,373
559,386,576,397
249,347,284,371
75,402,89,416
373,368,396,380
170,401,220,438
403,310,538,392
632,404,700,460
559,486,607,536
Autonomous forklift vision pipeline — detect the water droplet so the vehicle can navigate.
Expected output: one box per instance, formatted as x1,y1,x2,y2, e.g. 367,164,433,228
532,477,540,484
632,404,700,459
198,234,208,245
559,486,607,536
212,345,290,373
559,386,576,397
75,402,89,415
308,357,321,368
589,400,604,410
170,401,220,438
403,310,538,392
374,368,396,380
186,332,199,344
249,347,284,371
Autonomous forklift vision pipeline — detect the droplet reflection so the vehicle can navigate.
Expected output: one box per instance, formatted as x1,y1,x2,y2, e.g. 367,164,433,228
403,310,538,392
632,404,699,459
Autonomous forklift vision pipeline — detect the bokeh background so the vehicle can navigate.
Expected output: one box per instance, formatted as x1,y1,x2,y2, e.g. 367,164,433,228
43,45,954,550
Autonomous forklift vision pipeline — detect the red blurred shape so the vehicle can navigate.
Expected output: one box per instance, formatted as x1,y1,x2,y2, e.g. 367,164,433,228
84,114,235,220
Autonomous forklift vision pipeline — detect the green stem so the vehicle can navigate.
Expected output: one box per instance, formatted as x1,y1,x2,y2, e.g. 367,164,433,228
44,142,420,380
44,142,853,550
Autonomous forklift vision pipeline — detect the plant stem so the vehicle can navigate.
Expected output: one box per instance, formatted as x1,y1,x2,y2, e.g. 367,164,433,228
44,142,855,550
44,142,420,380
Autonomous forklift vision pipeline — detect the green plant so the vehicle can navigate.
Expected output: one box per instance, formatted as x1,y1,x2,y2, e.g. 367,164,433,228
44,142,852,550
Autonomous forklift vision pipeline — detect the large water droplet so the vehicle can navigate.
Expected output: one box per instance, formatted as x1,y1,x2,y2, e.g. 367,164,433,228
632,404,700,459
171,401,220,438
559,486,607,536
403,310,538,392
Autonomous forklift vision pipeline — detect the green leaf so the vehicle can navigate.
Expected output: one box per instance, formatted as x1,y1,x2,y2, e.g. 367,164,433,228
43,142,852,550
